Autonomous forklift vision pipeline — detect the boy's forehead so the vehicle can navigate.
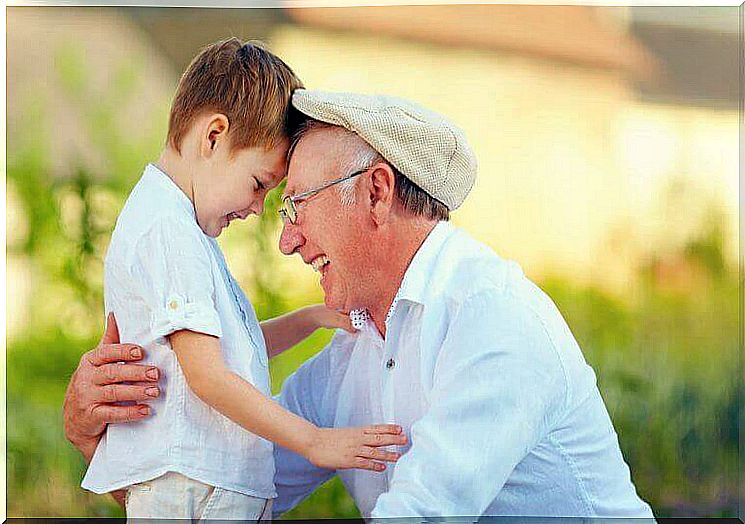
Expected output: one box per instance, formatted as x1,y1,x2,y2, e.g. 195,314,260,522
269,167,287,182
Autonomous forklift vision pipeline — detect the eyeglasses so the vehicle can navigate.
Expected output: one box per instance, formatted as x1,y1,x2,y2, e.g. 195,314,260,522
278,167,371,225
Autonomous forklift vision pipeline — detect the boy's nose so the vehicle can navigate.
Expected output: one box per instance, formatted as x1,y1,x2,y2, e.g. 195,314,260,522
279,222,304,255
251,198,265,216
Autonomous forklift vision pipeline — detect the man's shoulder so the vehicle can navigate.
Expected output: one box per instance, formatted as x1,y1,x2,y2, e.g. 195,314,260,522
424,225,524,306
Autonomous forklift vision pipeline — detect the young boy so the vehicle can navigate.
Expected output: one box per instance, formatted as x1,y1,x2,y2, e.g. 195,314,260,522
81,39,406,520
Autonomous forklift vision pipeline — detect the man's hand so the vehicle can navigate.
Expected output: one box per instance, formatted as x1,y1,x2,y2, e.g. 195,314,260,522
63,313,161,462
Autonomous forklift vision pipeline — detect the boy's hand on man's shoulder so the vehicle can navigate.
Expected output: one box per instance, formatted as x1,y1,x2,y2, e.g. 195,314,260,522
307,304,357,334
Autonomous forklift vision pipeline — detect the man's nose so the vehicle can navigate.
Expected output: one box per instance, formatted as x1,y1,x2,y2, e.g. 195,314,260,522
279,221,304,255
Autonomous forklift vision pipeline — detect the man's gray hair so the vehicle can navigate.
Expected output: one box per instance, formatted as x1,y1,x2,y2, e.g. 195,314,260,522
338,139,382,206
289,118,449,221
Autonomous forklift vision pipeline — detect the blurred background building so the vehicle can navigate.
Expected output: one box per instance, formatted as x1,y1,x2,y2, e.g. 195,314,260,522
6,4,739,519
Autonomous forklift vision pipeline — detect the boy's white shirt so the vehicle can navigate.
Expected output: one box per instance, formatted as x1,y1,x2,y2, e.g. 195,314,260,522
82,163,276,499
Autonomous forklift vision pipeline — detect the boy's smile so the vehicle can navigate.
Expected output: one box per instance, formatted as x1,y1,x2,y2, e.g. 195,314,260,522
193,137,289,237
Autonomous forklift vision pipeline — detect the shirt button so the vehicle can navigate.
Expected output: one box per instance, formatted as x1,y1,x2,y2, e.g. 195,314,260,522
168,300,179,310
386,358,395,370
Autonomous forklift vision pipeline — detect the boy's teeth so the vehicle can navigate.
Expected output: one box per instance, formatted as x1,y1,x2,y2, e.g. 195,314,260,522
311,256,330,272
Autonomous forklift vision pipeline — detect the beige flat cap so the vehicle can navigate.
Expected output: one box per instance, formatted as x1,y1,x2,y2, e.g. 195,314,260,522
292,89,477,210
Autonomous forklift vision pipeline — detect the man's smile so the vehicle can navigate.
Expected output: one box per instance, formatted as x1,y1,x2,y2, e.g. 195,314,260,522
309,255,330,273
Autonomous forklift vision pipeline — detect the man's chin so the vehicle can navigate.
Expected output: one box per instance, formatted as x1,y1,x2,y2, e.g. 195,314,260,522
322,295,340,312
322,293,350,315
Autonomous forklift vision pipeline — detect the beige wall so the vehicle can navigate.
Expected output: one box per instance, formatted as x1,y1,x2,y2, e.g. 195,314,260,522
7,7,175,180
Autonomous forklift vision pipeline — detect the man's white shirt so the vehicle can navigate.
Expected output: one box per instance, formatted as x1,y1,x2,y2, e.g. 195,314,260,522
273,221,654,519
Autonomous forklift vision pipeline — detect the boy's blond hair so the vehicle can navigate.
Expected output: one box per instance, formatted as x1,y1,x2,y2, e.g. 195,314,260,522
167,38,303,154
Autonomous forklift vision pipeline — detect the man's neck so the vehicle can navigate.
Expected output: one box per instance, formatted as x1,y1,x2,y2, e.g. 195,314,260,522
156,148,194,203
368,219,439,338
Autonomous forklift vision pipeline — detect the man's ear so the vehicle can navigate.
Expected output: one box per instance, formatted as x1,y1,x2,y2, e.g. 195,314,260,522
368,162,396,226
200,113,230,159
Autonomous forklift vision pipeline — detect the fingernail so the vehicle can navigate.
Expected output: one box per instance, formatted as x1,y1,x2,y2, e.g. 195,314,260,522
130,347,142,359
145,387,160,397
138,406,150,415
146,368,159,380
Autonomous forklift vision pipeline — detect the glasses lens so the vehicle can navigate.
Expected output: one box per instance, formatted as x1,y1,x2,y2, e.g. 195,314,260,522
280,198,296,224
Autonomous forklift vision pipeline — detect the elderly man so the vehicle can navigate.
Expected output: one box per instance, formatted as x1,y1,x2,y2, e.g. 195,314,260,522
64,90,654,519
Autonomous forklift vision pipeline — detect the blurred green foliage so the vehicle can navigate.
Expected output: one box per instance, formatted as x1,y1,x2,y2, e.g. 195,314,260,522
6,41,741,518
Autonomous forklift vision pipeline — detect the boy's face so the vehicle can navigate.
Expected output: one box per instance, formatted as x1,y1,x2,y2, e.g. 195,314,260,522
193,138,289,237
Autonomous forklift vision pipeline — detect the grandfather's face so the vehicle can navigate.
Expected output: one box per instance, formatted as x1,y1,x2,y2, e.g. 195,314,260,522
278,129,376,313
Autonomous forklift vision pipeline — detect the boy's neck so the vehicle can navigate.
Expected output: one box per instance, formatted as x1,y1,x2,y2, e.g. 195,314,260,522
156,148,194,203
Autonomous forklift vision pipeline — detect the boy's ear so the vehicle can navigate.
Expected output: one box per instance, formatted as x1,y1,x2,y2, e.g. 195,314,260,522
201,113,230,158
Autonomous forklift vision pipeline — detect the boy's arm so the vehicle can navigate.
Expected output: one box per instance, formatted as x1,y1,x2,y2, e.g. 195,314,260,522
260,305,354,358
171,329,317,453
169,329,404,470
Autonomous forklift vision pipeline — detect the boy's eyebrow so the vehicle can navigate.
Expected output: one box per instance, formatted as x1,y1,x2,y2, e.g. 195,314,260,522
257,170,276,187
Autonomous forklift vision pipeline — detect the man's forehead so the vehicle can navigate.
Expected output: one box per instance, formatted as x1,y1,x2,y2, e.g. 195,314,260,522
284,132,341,195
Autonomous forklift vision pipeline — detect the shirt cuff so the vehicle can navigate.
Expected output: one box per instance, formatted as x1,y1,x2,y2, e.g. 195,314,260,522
150,294,223,340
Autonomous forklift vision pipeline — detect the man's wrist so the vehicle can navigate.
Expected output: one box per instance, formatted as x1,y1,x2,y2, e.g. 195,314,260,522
69,433,100,464
111,489,127,509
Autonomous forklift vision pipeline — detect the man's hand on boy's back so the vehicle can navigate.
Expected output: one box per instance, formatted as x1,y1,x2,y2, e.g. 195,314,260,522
63,313,161,462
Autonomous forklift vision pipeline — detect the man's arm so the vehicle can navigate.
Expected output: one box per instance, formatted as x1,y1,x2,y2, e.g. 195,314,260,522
271,332,355,518
371,290,567,518
63,313,161,506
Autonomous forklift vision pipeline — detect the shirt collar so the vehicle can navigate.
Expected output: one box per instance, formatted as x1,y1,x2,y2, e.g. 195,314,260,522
350,221,455,334
143,163,196,220
395,220,455,306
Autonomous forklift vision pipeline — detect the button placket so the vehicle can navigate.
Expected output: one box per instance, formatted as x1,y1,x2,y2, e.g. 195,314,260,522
380,313,399,430
211,241,265,358
227,272,261,348
382,297,402,374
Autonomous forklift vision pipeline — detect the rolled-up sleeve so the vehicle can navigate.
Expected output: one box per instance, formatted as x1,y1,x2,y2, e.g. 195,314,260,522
130,216,222,340
372,289,568,518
